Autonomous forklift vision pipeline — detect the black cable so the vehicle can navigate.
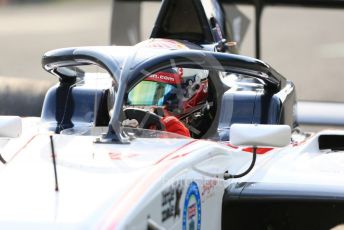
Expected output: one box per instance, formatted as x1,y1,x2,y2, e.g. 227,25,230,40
224,147,257,179
0,154,6,164
50,135,59,191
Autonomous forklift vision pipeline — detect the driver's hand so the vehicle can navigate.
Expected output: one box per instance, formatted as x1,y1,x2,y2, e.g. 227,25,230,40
122,119,139,128
161,116,190,137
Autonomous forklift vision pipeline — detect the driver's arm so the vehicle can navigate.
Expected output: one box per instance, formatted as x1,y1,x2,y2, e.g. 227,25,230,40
161,116,190,137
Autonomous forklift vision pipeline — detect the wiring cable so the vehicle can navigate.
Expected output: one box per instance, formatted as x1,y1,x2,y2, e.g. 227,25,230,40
224,146,257,179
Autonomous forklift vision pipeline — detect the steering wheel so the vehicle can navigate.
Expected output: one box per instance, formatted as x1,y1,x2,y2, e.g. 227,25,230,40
123,108,166,131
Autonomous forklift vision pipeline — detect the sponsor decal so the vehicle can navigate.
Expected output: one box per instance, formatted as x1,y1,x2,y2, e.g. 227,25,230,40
146,72,181,85
183,182,201,230
161,183,183,222
108,152,139,160
139,39,188,50
201,179,218,200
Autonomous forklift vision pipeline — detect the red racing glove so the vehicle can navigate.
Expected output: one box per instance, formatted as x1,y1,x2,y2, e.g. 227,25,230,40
161,116,190,137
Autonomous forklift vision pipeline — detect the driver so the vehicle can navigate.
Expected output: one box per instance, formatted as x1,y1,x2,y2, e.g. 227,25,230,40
124,67,210,138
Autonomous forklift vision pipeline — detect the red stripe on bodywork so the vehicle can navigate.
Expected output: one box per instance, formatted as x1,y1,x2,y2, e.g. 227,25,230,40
98,140,199,229
224,143,239,149
6,135,37,163
154,140,198,164
242,147,274,154
99,159,176,229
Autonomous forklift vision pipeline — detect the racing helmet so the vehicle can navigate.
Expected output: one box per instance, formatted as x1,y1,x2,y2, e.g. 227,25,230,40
127,67,213,137
128,68,208,116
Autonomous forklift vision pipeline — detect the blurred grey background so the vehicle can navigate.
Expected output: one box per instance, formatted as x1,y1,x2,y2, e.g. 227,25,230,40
0,0,344,116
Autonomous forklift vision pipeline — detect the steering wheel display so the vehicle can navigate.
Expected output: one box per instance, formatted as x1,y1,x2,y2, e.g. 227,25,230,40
123,108,165,131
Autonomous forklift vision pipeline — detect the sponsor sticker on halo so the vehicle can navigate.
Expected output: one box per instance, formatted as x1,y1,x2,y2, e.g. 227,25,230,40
146,72,181,85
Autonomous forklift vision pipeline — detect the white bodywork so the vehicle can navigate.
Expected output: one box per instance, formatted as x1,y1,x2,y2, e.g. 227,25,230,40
0,116,22,138
0,117,343,229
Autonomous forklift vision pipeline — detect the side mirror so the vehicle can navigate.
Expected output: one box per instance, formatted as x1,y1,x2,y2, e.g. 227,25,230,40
0,116,22,138
230,124,291,147
224,124,291,180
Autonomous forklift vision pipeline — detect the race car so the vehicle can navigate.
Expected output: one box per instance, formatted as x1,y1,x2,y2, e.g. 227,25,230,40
1,0,344,229
0,42,342,230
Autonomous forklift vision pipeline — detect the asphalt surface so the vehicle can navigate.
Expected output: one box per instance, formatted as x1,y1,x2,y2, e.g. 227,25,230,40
0,1,344,117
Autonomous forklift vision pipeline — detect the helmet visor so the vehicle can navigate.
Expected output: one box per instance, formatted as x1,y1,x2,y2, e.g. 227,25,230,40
128,81,176,106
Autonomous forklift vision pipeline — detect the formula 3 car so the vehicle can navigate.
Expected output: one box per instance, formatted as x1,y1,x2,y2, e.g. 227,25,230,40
1,0,344,229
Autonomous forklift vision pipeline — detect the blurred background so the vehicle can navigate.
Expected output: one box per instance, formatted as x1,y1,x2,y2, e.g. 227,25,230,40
0,0,344,118
0,0,111,116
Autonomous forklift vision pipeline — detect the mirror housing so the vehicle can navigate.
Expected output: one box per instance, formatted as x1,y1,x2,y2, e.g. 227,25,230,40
230,124,291,147
0,116,22,138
